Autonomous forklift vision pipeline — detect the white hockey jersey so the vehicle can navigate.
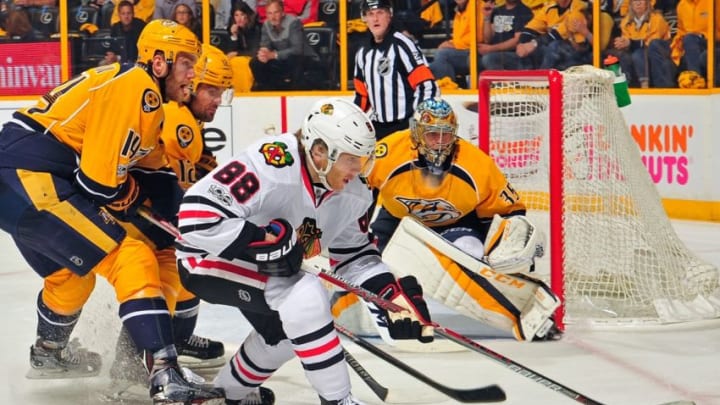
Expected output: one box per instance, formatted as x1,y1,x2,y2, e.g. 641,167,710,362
175,133,388,291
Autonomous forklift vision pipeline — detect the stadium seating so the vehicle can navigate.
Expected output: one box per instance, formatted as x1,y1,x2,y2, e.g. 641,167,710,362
303,27,339,90
28,6,59,39
209,29,233,54
317,0,339,29
68,5,99,33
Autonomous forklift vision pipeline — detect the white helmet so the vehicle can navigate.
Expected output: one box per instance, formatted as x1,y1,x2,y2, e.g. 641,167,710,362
301,98,376,189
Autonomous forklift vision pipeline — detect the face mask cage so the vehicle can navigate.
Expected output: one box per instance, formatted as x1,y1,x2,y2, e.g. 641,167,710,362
411,121,457,175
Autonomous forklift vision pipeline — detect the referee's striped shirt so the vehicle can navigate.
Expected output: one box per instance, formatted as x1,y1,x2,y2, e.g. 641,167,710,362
353,31,439,124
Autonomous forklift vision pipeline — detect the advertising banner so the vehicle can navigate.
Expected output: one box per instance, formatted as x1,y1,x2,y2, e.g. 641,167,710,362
0,42,64,96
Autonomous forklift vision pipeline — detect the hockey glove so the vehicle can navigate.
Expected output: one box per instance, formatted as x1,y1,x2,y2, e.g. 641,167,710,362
195,150,218,180
105,175,145,220
246,218,303,277
362,273,434,343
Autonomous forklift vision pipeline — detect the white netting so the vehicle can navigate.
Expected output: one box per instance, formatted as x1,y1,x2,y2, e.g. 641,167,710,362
482,66,720,326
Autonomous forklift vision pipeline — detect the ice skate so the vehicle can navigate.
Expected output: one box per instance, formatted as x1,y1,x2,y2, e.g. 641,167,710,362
320,393,365,405
225,386,275,405
150,361,225,404
26,337,102,379
177,334,226,369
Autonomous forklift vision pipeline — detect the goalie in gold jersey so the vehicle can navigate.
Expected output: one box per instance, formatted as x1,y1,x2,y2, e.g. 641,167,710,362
361,97,562,342
110,44,234,383
0,20,226,403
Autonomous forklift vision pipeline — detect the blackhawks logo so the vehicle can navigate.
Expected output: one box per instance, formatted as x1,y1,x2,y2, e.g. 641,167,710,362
259,142,294,167
297,217,323,258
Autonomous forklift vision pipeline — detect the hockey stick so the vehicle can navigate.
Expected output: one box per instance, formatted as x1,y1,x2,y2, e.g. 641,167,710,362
135,207,407,402
336,323,506,403
342,348,390,402
138,208,691,405
301,260,606,405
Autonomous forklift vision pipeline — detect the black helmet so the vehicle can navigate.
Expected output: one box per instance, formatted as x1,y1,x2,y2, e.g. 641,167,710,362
361,0,393,14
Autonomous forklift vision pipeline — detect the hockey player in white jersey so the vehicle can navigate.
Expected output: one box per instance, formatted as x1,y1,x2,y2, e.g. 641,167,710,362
174,98,434,405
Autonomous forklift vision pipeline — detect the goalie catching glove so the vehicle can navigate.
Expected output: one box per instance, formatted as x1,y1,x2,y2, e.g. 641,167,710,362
362,273,434,343
484,214,545,274
246,218,303,277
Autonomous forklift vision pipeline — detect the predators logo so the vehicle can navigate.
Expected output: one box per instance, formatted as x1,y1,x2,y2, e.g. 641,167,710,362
176,124,194,148
142,89,161,113
396,196,461,225
259,142,294,167
297,217,323,258
375,142,388,158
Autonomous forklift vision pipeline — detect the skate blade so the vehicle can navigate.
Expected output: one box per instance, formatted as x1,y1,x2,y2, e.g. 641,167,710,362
25,367,101,380
177,355,227,369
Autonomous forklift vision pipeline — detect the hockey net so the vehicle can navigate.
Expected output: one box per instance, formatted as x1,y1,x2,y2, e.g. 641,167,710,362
479,66,720,329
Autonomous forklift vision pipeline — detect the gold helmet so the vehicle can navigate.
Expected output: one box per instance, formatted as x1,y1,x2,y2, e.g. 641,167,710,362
192,44,233,90
136,19,201,65
410,98,458,176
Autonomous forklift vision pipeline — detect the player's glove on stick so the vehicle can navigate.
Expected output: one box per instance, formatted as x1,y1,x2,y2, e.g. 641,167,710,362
195,150,218,180
246,218,303,277
362,273,434,343
105,175,145,220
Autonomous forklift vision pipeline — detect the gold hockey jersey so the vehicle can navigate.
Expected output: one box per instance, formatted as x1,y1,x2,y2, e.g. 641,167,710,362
16,63,164,199
367,130,526,227
159,100,204,189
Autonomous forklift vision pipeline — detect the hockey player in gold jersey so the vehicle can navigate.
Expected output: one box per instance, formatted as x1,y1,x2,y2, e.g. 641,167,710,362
363,97,562,342
165,45,234,368
0,19,226,403
110,45,234,385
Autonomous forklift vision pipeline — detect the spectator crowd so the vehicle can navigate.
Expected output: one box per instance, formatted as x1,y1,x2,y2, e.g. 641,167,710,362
0,0,719,89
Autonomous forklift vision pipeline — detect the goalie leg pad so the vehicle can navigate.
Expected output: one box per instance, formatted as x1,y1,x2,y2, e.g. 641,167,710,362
383,219,559,341
517,276,561,341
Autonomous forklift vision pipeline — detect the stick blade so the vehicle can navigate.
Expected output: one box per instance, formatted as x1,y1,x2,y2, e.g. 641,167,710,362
450,384,506,403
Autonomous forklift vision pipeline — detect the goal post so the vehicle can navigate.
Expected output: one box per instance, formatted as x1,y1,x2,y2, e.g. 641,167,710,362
478,66,720,329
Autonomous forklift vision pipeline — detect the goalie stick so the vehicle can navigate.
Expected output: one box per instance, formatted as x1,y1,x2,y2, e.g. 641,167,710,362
138,208,700,405
138,207,604,404
300,261,606,405
336,324,506,403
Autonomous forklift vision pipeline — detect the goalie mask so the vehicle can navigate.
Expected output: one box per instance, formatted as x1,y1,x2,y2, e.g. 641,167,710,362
410,98,458,176
301,98,376,190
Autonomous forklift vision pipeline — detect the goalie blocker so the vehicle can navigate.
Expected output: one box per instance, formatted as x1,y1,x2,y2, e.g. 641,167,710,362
384,216,560,341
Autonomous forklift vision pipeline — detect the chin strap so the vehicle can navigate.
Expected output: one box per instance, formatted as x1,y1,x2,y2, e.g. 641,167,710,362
304,149,334,190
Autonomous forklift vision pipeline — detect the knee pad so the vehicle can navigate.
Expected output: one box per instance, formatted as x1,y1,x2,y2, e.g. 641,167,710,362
96,237,163,303
42,268,96,314
275,275,332,338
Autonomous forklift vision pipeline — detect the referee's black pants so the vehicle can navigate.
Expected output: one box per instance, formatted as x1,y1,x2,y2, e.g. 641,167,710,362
373,118,410,141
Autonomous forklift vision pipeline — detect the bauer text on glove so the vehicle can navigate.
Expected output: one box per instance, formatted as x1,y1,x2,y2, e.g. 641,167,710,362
246,218,303,277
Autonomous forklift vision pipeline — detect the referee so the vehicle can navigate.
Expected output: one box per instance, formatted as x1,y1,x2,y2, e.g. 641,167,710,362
353,0,440,140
